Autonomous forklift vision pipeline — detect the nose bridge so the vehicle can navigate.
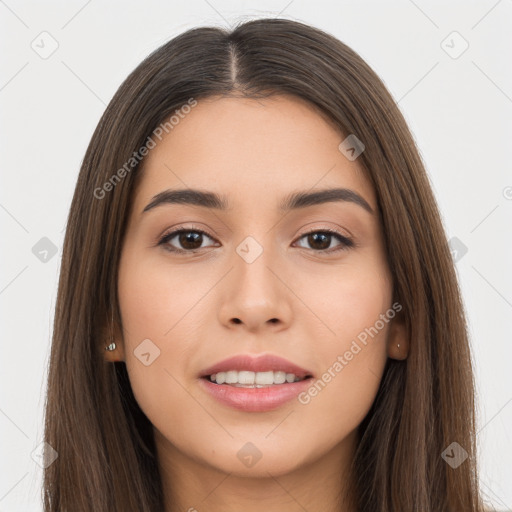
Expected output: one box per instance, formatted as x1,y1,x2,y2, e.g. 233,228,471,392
233,232,280,300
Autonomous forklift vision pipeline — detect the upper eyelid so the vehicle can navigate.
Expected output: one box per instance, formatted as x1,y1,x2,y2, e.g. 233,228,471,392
159,225,216,243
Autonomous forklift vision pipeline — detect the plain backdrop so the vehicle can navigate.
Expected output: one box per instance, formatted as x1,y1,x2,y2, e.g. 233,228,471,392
1,0,511,510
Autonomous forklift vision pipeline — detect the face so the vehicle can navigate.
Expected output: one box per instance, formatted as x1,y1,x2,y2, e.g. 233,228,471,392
109,95,407,480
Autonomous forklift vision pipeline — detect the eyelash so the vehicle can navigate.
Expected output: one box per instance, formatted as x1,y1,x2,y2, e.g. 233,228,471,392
157,224,355,255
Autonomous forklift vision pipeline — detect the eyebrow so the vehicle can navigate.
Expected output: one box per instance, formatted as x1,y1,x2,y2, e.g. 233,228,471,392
142,187,374,215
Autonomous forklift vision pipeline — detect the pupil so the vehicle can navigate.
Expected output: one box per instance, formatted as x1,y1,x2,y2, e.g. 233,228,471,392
180,232,201,249
309,233,330,250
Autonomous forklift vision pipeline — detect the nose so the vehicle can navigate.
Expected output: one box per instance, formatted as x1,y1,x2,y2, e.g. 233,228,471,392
217,239,293,333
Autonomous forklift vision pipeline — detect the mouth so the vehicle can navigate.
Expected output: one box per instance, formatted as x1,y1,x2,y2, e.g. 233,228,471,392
198,353,314,390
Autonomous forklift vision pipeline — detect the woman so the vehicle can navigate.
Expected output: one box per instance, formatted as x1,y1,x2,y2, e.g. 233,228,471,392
43,17,485,511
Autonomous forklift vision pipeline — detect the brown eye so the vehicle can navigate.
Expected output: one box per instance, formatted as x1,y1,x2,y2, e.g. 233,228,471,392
159,229,217,253
295,229,354,253
306,232,331,250
177,231,203,250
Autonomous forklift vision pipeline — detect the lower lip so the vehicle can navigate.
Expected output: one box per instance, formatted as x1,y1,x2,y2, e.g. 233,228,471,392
198,377,313,412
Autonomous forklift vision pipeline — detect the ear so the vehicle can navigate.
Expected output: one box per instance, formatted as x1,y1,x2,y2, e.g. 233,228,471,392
102,314,126,363
386,309,409,360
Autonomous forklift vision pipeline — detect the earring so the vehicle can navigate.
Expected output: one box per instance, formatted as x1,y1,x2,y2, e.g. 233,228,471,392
105,342,116,351
397,343,400,349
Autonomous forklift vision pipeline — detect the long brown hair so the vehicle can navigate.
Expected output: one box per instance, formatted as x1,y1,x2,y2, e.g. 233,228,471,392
43,17,484,511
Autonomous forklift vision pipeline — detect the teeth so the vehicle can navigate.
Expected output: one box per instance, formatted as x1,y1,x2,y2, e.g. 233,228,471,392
209,370,304,386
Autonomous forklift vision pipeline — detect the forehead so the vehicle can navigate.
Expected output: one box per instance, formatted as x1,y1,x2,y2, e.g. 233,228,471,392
133,95,376,215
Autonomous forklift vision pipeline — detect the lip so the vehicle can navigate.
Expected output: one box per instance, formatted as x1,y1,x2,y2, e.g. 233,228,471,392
198,353,314,412
198,353,314,380
198,377,313,412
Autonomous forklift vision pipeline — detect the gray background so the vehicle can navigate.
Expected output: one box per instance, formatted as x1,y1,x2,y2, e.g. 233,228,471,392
1,0,511,510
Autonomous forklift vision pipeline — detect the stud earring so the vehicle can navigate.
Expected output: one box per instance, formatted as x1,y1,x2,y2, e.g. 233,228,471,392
105,342,116,351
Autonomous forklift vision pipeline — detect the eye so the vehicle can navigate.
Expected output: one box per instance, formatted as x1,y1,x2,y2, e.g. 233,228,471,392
157,226,354,255
294,228,354,253
158,226,218,253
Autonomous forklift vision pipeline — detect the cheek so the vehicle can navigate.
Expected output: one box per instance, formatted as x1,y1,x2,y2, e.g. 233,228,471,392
117,248,204,344
116,249,197,417
294,257,392,419
312,257,392,345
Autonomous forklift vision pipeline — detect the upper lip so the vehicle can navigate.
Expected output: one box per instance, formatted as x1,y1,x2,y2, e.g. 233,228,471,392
199,353,314,379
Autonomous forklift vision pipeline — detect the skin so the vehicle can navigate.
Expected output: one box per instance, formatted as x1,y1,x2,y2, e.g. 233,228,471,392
105,95,409,512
